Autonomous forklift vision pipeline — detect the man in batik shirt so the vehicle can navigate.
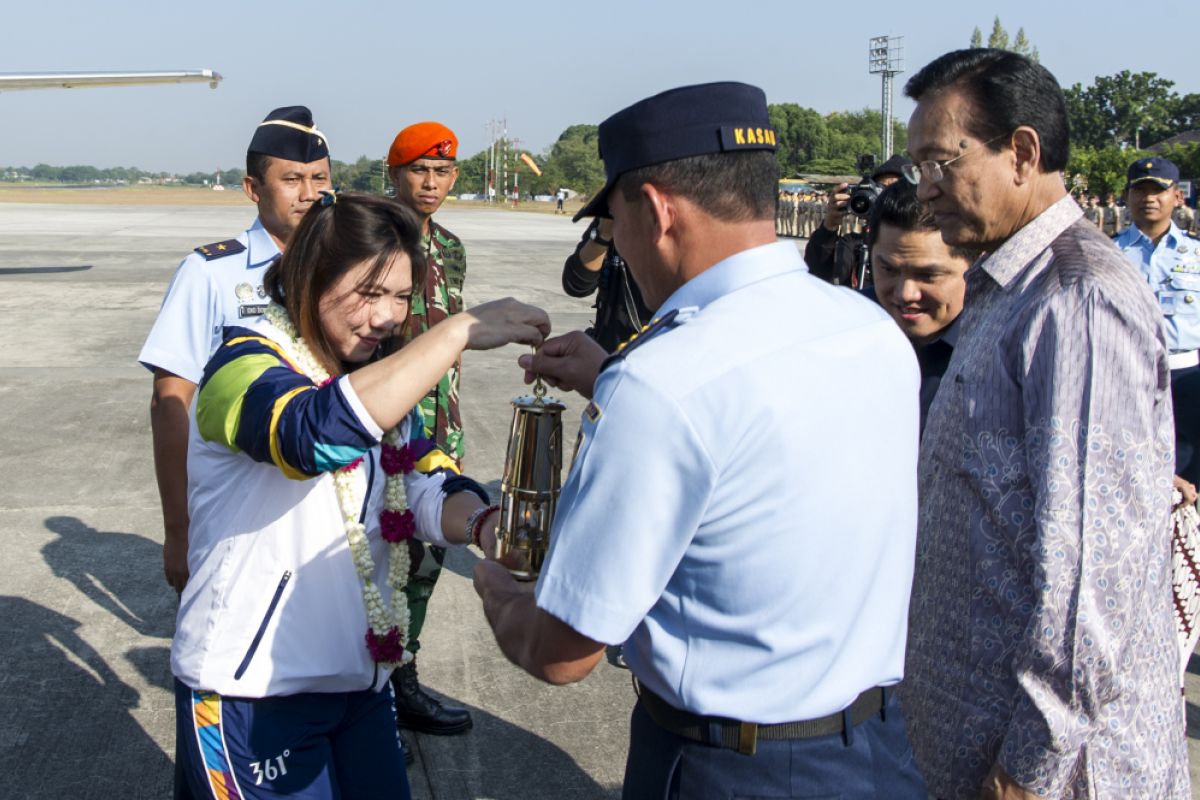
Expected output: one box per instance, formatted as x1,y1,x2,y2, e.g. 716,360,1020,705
385,121,473,739
902,49,1188,799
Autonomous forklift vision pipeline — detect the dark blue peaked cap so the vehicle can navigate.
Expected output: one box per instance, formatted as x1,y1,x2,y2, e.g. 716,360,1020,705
247,105,329,164
573,82,777,221
1127,156,1180,188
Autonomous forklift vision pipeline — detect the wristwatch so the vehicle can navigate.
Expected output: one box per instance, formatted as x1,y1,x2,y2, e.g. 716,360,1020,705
588,222,612,247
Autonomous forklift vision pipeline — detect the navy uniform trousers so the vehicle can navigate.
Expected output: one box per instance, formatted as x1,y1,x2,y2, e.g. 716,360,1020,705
622,691,926,799
1172,364,1200,485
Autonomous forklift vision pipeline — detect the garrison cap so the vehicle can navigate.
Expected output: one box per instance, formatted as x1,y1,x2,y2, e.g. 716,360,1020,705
247,106,329,164
387,122,458,167
1127,156,1180,188
574,82,776,221
873,154,913,181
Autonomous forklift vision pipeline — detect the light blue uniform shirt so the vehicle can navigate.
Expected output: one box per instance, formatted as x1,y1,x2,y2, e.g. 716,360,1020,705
1116,220,1200,352
138,218,280,383
535,241,920,723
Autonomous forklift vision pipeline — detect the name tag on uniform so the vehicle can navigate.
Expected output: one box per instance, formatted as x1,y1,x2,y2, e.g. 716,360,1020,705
238,303,267,318
1160,292,1179,316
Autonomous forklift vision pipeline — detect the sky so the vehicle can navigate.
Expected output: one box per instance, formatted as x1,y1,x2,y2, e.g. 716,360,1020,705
2,0,1198,174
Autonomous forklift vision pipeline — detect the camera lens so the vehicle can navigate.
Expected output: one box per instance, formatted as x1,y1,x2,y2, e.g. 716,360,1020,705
848,184,879,217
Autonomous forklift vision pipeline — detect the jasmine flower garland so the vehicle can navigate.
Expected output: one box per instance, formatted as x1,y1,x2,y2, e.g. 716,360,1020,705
265,301,415,667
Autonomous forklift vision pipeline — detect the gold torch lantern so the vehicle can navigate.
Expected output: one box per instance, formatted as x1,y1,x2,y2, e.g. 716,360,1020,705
497,380,565,580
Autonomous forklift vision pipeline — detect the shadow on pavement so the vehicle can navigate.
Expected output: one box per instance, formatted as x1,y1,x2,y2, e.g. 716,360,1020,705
41,515,177,639
408,696,620,799
0,265,92,276
0,596,174,799
442,540,485,581
126,644,176,694
407,527,622,798
33,516,179,796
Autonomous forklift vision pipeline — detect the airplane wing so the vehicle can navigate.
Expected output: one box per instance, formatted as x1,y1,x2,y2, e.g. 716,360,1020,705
0,70,222,92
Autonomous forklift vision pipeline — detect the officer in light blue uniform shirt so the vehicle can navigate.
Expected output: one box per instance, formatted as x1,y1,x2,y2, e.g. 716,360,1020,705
139,218,281,382
1115,156,1200,483
139,105,330,800
140,105,331,594
142,104,331,599
476,82,926,800
139,106,330,385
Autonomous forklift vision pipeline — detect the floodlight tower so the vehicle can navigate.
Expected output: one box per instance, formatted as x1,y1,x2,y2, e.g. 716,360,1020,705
501,117,509,203
868,35,904,159
485,119,502,202
483,122,491,200
511,137,523,206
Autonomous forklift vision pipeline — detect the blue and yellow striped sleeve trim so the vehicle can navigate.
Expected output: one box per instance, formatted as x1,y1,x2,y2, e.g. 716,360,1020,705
405,408,461,476
196,327,379,479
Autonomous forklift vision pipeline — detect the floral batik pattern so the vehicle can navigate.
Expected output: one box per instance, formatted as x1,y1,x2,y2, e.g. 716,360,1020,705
903,197,1189,799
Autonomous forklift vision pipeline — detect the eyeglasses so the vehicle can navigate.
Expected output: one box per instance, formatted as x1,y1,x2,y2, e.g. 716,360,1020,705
902,134,1008,185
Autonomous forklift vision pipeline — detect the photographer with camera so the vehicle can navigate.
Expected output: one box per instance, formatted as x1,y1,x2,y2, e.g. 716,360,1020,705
561,216,652,353
804,154,910,287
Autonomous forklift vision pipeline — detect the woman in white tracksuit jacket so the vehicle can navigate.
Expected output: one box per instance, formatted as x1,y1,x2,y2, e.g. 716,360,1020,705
171,193,548,800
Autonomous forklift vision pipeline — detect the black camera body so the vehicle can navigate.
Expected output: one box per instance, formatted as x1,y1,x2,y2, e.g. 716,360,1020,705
846,154,881,218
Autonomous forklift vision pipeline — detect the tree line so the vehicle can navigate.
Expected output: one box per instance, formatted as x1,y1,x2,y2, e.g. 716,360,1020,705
966,18,1200,196
7,28,1198,204
1064,72,1200,196
3,107,892,198
1,163,250,187
970,17,1038,62
436,109,906,201
450,63,1200,199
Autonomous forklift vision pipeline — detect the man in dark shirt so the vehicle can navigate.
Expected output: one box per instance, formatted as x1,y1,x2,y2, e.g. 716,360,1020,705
864,181,975,426
804,154,911,286
561,216,652,352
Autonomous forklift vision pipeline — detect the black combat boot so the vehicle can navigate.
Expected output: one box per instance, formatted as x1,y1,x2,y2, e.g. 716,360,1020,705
391,660,473,735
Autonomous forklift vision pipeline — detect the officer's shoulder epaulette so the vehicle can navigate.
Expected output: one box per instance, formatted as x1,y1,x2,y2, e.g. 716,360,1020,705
599,308,690,373
194,239,246,260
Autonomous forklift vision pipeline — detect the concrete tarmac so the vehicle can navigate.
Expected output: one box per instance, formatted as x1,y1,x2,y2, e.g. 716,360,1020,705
0,201,1197,798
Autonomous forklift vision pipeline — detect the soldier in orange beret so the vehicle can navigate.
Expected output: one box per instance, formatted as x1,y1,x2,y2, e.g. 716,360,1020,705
384,122,474,746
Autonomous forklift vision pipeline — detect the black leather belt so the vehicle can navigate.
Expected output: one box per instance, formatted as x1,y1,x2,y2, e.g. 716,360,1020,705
636,682,888,756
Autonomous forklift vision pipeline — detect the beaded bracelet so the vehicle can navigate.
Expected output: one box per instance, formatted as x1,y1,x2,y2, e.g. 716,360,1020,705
466,504,500,548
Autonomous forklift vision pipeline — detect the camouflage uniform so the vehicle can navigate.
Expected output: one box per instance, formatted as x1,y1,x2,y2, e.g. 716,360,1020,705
402,218,467,654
